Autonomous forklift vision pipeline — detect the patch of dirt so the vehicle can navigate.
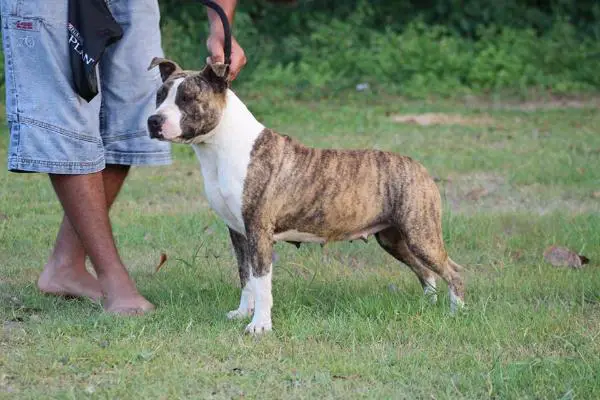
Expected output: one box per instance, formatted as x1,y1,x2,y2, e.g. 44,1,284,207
2,320,24,335
1,319,27,353
438,172,600,215
391,113,495,127
463,96,600,111
0,373,17,394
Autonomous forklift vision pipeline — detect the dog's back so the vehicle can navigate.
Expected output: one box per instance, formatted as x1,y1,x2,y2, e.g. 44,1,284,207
244,128,441,242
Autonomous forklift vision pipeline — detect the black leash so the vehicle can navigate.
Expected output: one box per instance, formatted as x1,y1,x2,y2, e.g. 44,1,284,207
197,0,232,67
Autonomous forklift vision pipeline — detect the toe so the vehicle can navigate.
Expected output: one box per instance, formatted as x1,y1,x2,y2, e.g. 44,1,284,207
103,295,155,316
244,320,272,335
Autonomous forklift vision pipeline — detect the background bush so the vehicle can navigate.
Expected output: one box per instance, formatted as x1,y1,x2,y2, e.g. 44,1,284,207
1,0,599,99
157,0,600,98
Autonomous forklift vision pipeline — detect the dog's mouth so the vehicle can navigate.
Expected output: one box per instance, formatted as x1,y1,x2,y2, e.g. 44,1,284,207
147,114,166,139
147,114,191,143
148,133,188,143
147,129,195,145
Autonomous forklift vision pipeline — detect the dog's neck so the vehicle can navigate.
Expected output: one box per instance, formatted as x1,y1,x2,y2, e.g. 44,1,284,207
193,89,265,152
190,89,265,235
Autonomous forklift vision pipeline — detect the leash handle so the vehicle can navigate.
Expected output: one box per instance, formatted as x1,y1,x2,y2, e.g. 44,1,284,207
198,0,232,67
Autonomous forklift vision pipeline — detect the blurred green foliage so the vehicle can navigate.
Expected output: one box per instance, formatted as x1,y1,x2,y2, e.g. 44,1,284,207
157,0,600,98
1,1,598,98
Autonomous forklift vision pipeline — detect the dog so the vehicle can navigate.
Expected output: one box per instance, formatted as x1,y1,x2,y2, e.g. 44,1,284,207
146,57,465,334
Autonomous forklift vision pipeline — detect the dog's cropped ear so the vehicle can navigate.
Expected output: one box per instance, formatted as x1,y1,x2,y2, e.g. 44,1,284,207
201,60,230,89
208,62,229,79
148,57,183,82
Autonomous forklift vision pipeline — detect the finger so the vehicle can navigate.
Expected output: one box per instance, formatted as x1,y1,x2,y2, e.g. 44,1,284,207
210,51,225,64
207,38,225,64
228,50,247,80
229,60,240,80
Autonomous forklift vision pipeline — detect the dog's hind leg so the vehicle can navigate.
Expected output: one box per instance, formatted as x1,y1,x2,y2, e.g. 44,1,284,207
227,228,255,320
393,173,465,312
375,228,438,303
402,229,465,313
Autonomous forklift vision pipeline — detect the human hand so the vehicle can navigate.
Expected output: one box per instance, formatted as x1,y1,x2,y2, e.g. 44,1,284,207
206,29,246,81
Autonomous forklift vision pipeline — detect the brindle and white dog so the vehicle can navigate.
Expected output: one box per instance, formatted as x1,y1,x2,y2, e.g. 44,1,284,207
147,58,465,334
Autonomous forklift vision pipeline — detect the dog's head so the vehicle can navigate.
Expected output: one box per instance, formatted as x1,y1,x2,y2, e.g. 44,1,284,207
146,57,229,144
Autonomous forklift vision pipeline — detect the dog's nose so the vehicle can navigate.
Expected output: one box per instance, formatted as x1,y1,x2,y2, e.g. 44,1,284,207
147,114,165,138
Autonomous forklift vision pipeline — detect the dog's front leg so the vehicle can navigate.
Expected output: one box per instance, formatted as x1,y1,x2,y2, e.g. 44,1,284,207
227,228,254,320
244,226,274,334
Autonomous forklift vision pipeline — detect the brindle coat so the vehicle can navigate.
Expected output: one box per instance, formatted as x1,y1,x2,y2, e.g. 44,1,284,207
147,57,465,321
239,129,464,302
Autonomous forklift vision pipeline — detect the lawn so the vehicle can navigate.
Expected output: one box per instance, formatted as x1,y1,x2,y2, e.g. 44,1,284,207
1,91,599,399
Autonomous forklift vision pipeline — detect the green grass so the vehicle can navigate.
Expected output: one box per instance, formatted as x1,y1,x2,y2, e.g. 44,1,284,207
1,91,600,399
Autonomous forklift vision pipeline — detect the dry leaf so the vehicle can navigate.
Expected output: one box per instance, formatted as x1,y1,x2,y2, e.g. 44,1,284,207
155,253,168,273
543,246,589,269
592,191,600,199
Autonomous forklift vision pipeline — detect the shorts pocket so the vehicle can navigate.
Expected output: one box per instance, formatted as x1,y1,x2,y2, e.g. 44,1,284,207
2,9,101,137
15,0,66,24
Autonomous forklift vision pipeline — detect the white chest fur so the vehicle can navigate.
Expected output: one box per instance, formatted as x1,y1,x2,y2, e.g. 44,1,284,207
192,90,264,235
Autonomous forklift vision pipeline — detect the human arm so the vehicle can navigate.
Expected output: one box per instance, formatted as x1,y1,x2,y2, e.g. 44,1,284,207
206,0,246,80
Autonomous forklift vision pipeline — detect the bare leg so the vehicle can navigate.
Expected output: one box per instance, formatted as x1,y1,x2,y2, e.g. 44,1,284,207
37,215,102,300
38,165,130,301
43,167,153,314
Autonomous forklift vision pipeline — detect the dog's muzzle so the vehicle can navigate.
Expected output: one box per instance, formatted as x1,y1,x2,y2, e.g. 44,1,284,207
147,114,165,139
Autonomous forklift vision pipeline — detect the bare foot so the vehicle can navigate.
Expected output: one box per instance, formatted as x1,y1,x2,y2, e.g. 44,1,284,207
38,260,103,301
103,293,155,315
100,272,155,315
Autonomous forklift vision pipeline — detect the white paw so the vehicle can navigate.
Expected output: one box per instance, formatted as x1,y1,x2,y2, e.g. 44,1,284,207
228,283,254,320
450,292,465,315
227,307,253,320
244,317,272,335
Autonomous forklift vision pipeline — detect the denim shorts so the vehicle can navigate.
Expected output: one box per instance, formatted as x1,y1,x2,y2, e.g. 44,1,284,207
1,0,171,174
